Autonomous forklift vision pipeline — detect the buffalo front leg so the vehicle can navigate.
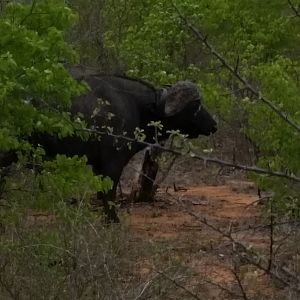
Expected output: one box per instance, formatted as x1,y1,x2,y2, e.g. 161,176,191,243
97,185,120,223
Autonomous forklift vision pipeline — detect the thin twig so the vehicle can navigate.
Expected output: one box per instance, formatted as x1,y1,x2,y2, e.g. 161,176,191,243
268,200,274,271
232,219,300,233
154,268,203,300
167,192,300,293
200,219,300,292
288,0,300,19
244,196,271,208
77,127,300,183
133,273,160,300
19,0,37,25
232,266,249,300
30,82,300,183
18,243,77,260
202,277,243,299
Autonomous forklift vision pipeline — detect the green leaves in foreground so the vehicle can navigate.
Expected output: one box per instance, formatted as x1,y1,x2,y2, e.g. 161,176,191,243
0,1,112,212
41,155,113,200
0,0,85,154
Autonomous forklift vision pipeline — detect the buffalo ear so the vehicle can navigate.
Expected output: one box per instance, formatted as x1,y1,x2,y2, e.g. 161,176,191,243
161,81,201,117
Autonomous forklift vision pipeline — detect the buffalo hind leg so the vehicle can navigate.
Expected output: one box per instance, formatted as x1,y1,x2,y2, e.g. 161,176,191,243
93,164,121,223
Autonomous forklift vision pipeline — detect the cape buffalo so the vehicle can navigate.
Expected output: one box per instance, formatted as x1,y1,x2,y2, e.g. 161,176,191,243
1,70,217,221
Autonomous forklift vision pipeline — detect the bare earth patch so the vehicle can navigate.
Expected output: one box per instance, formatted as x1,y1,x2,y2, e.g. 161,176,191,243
126,180,279,299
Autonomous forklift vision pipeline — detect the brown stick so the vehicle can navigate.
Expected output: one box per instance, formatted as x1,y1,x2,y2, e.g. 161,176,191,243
288,0,300,19
176,203,300,294
78,127,300,183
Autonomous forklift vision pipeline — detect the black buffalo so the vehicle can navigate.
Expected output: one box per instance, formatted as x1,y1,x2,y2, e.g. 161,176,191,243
1,71,217,221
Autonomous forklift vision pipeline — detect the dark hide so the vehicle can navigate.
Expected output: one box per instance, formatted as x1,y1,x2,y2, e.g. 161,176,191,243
1,72,217,222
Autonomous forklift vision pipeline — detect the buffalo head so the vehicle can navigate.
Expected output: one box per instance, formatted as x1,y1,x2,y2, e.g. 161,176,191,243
159,81,217,137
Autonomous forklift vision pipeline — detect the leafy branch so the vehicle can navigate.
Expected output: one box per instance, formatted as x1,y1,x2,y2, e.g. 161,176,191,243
32,94,300,183
172,3,300,133
76,127,300,183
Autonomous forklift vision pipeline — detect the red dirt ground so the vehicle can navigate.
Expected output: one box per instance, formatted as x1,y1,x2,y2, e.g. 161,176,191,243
127,180,277,299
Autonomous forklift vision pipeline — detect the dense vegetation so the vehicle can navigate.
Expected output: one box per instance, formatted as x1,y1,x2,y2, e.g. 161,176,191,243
73,0,299,215
0,0,300,298
1,0,299,216
100,0,300,216
0,0,112,209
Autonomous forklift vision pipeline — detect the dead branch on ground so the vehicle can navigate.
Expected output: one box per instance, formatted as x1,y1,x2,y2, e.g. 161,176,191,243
196,215,300,293
153,268,203,300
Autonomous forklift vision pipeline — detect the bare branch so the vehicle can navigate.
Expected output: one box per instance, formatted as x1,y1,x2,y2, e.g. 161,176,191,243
234,55,240,73
202,277,243,299
154,268,203,300
133,273,160,300
232,266,249,300
172,3,300,133
164,188,300,294
232,219,300,233
77,127,300,183
20,0,37,25
174,199,300,294
33,80,300,184
268,202,275,271
288,0,300,19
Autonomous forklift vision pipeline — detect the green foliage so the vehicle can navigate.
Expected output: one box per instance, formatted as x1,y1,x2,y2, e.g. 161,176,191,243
40,155,113,201
0,1,115,288
0,205,149,299
67,0,106,66
0,0,84,152
101,0,300,215
0,1,112,214
103,0,187,84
